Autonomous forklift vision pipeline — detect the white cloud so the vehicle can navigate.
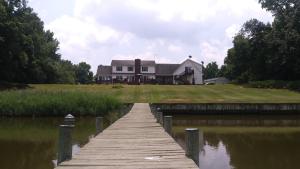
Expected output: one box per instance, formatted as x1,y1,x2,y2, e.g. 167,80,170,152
226,24,241,39
200,41,229,66
33,0,274,72
168,44,183,53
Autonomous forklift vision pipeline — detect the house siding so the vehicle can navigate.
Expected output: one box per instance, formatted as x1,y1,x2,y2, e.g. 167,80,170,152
173,60,203,84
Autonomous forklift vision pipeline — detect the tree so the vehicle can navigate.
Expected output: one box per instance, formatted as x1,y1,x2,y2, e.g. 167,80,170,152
222,3,300,83
75,62,93,84
0,0,78,84
204,62,219,79
258,0,300,80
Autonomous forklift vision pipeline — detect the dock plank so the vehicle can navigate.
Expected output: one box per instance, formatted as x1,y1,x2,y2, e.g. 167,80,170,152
56,103,199,169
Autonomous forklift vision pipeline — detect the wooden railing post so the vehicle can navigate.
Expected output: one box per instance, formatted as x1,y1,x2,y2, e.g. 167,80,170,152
163,116,172,135
185,128,199,166
96,117,104,135
57,124,74,165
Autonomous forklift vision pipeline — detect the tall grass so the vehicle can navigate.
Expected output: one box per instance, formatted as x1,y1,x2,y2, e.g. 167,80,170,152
0,90,121,116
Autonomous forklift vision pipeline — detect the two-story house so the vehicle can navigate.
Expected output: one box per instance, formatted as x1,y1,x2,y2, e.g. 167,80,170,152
111,59,156,84
96,58,203,85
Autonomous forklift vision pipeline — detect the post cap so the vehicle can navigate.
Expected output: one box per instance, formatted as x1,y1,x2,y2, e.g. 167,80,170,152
60,124,75,128
185,128,199,131
65,114,74,119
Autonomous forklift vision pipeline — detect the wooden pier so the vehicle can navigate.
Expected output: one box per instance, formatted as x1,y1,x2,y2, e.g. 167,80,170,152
56,103,199,169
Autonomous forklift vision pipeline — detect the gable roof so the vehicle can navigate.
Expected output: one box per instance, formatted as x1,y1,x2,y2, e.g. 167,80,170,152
111,60,155,66
156,64,180,76
96,65,112,76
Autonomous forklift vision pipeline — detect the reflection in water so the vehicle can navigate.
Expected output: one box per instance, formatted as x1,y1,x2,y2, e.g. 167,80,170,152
1,140,55,169
200,142,231,169
173,115,300,126
173,115,300,169
0,110,126,169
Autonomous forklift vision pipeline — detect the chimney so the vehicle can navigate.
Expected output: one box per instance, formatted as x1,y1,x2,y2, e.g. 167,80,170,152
135,59,141,84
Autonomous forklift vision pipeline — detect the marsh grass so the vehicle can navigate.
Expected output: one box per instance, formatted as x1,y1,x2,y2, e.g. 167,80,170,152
0,90,121,116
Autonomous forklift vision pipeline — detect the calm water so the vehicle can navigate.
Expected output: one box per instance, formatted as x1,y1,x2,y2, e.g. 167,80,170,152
172,115,300,169
1,114,300,169
0,111,125,169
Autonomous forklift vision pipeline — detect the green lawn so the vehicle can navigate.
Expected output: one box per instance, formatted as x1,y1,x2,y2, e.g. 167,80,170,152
30,84,300,103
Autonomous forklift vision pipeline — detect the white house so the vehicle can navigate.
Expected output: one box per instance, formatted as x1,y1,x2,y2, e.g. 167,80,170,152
96,58,203,85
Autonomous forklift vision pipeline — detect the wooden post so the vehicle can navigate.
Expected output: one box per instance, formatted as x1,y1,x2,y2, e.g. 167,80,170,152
96,117,104,135
64,114,75,125
163,116,172,135
155,107,160,119
57,125,74,165
185,128,199,166
157,111,163,124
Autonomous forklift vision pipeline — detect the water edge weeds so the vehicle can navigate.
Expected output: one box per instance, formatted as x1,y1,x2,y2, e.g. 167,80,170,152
0,90,122,117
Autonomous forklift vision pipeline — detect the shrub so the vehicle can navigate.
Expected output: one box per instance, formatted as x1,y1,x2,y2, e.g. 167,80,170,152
248,80,300,91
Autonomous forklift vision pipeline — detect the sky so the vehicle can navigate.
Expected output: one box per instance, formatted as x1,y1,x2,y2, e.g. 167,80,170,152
28,0,273,73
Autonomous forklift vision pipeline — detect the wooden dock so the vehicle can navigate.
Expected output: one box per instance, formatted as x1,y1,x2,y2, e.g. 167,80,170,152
56,103,199,169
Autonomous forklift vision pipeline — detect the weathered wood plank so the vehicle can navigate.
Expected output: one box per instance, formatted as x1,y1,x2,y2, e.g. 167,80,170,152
56,103,199,169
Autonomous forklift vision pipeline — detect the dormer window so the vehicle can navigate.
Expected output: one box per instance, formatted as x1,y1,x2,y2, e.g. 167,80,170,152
128,66,133,71
116,66,123,71
142,66,148,72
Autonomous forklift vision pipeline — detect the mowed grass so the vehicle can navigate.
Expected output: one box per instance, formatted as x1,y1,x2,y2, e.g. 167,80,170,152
30,84,300,103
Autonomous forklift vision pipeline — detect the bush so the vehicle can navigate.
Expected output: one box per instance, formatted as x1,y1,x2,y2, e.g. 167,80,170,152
248,80,300,91
0,82,31,91
0,91,122,117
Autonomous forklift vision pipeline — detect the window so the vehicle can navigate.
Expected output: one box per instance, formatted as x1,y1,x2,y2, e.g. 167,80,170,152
142,66,148,72
116,66,123,71
185,67,192,71
127,66,133,71
116,76,123,80
185,67,193,73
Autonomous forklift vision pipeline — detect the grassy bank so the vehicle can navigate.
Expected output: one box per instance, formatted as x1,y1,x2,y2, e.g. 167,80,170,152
1,84,299,116
30,84,300,103
0,90,121,116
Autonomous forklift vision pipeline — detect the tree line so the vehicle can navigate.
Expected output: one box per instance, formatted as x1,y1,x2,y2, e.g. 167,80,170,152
221,0,300,83
0,0,93,84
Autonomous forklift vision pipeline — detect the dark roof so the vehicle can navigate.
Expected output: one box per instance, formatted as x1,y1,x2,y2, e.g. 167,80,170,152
96,65,112,76
156,64,180,76
111,60,155,66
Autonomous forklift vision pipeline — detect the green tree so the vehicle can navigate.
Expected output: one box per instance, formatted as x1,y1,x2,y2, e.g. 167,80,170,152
204,62,219,79
0,0,77,84
222,0,300,82
75,62,94,84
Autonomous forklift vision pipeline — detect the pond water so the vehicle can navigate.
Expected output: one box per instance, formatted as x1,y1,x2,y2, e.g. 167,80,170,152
1,113,300,169
0,111,125,169
172,115,300,169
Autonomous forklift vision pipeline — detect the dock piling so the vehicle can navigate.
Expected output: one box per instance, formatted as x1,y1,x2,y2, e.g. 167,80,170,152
155,108,160,121
157,111,163,124
185,128,199,166
163,116,173,135
64,114,75,125
96,117,104,135
57,125,74,165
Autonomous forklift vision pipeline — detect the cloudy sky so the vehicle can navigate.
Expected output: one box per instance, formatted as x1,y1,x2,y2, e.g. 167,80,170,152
28,0,273,73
